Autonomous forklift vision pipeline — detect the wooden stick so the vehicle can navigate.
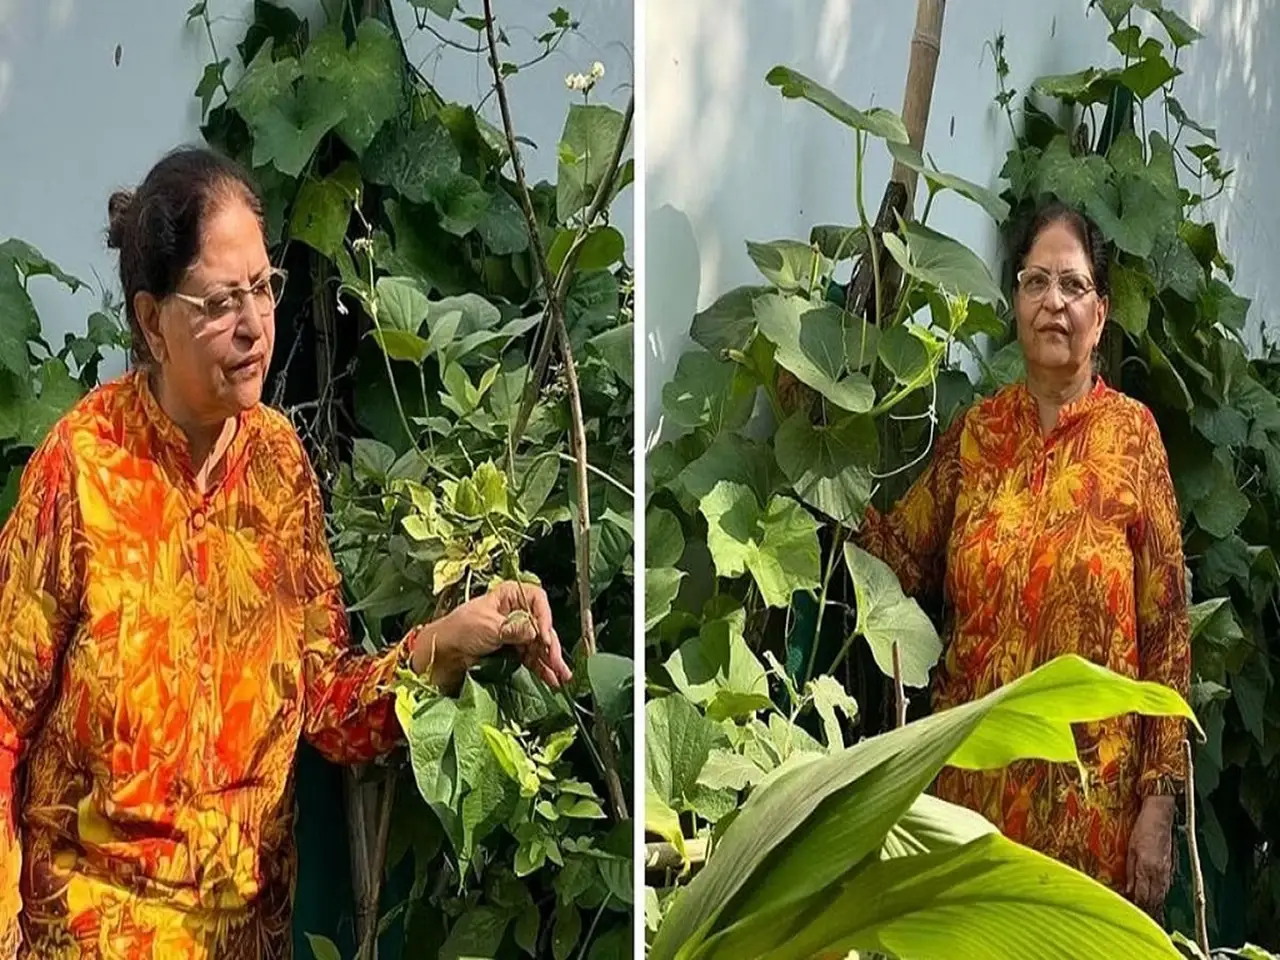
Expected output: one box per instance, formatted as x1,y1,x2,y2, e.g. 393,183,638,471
357,774,397,960
480,0,629,823
645,839,709,872
892,642,907,728
1183,739,1210,957
891,0,947,213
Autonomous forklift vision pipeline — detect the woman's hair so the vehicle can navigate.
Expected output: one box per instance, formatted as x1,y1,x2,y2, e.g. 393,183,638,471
1011,201,1111,300
107,146,264,365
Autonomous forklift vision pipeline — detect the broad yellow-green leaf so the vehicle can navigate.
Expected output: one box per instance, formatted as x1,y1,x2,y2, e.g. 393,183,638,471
753,294,876,413
844,543,942,688
699,480,821,608
765,66,908,143
664,618,771,720
649,655,1199,960
883,220,1006,306
700,833,1180,960
886,141,1010,222
645,779,687,863
774,412,877,525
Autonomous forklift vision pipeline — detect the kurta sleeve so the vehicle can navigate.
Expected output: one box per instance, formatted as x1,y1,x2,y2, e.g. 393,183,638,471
0,431,81,958
858,414,966,607
297,458,410,765
1130,414,1192,795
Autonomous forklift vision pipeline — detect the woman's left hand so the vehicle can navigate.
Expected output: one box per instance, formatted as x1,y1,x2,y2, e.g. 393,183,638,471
1126,794,1176,920
410,581,572,694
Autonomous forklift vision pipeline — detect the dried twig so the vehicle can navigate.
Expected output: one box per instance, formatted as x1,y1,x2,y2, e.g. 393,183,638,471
1183,739,1210,957
354,773,397,960
892,642,907,728
480,0,629,822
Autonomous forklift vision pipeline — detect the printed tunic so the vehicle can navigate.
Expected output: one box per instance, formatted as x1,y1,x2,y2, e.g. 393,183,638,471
0,370,408,958
862,378,1191,889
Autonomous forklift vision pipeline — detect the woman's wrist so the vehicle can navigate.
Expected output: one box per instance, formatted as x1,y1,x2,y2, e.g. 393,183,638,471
411,615,466,694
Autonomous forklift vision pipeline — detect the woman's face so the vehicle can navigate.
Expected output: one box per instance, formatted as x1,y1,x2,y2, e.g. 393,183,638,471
138,192,276,425
1015,221,1108,377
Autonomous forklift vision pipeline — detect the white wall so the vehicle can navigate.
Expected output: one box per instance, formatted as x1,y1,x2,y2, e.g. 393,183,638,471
643,0,1280,438
0,0,633,380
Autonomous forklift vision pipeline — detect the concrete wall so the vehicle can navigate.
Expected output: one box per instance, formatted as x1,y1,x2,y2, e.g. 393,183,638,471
643,0,1280,437
0,0,633,380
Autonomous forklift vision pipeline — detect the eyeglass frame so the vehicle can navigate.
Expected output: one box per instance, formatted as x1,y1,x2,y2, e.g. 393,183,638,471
1015,267,1097,303
170,266,289,320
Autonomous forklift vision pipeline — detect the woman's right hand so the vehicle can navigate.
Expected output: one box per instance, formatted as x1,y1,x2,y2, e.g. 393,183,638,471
411,581,573,694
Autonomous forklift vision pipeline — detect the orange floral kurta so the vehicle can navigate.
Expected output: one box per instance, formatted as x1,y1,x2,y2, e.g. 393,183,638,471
0,369,409,958
863,378,1190,890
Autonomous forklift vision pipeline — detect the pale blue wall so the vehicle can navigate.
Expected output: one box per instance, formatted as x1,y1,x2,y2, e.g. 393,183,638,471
643,0,1280,438
0,0,633,380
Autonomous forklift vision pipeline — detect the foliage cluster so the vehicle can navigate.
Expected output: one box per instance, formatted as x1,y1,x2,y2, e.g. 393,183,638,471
4,0,636,957
643,0,1279,956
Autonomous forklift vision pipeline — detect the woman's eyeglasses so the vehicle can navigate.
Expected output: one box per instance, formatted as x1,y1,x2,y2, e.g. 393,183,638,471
1016,268,1095,303
172,267,288,321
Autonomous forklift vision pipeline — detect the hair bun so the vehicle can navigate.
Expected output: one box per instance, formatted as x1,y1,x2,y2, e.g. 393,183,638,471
106,189,135,250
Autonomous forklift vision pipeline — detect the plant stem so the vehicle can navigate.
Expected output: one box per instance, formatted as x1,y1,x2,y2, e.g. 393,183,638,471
804,525,846,684
1183,739,1210,956
855,134,884,330
480,0,628,822
513,95,635,446
357,773,397,960
892,642,907,727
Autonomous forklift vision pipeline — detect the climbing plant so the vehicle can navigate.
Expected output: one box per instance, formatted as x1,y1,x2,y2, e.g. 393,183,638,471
7,0,633,956
191,1,636,957
639,51,1209,957
988,0,1279,948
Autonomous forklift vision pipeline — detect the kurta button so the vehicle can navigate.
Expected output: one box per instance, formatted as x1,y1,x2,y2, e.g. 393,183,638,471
195,584,208,602
192,512,206,530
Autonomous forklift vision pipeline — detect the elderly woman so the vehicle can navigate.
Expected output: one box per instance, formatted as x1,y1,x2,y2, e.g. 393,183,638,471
862,201,1191,917
0,147,571,958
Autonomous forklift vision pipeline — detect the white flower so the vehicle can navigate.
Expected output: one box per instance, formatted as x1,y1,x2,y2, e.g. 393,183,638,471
590,61,605,78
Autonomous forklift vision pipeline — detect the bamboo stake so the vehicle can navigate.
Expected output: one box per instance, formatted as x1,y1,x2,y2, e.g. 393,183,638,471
844,0,948,322
891,0,948,213
1183,739,1210,956
479,0,629,823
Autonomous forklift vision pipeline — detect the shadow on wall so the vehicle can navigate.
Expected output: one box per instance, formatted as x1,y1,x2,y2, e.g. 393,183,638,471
1181,0,1280,351
644,0,886,439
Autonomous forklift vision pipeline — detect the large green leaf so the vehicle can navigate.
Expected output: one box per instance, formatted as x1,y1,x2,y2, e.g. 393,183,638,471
883,221,1005,305
844,544,941,688
661,351,753,433
690,285,770,354
886,142,1010,222
764,66,908,143
366,117,488,233
1110,260,1153,337
288,163,360,257
646,567,685,633
0,260,37,377
705,833,1180,960
646,506,686,568
247,76,348,177
299,19,403,154
0,239,85,291
753,294,875,413
558,103,628,221
646,693,717,807
21,360,85,446
650,655,1198,960
745,240,828,293
664,618,771,720
774,412,876,524
699,481,821,608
